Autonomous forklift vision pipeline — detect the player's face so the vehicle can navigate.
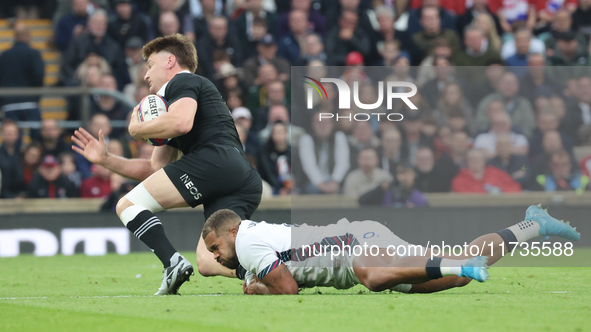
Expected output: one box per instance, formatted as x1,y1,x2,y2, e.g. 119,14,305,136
145,52,172,94
204,232,240,269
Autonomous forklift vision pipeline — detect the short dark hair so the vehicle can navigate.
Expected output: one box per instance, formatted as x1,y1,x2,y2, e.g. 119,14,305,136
202,209,241,240
142,33,198,73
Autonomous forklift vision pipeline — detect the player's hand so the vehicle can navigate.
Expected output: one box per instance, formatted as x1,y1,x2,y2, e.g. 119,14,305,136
128,105,141,139
71,128,109,165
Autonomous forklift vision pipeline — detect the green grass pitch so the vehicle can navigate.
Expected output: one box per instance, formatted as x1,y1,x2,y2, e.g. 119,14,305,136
1,251,590,332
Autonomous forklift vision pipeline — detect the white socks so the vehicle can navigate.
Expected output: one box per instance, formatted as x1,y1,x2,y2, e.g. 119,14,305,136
507,220,541,243
440,258,469,276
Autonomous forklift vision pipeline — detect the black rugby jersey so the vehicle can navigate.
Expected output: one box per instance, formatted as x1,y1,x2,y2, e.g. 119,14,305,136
158,71,243,155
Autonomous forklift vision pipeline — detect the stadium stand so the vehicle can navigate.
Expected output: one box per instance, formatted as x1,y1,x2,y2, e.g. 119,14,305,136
1,0,591,205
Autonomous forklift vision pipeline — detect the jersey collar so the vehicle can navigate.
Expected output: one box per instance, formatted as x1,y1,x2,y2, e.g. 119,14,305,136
156,70,192,97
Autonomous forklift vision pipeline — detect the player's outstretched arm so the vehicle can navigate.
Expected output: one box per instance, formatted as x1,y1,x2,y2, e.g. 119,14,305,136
128,98,197,140
259,264,299,295
72,127,171,182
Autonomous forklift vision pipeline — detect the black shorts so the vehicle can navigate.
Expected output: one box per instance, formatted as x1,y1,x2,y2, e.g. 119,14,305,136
163,143,262,220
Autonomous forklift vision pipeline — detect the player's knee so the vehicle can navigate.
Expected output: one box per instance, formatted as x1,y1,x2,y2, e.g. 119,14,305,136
363,270,392,292
116,197,133,218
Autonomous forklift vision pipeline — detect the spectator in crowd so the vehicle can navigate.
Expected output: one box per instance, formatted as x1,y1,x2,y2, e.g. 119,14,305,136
80,163,112,198
370,6,413,66
473,13,502,53
242,34,290,87
277,0,326,38
298,111,350,194
476,72,536,136
359,163,428,208
529,108,574,158
546,31,591,82
151,0,193,40
75,113,112,179
27,155,79,198
123,37,145,88
412,7,461,64
543,9,587,55
440,130,470,172
324,0,374,37
252,79,287,128
157,11,181,37
530,130,566,176
501,27,545,61
457,0,502,41
107,0,148,51
22,143,43,186
416,37,453,86
452,149,522,193
519,53,562,104
504,29,538,77
563,76,591,144
579,135,591,177
572,0,591,34
407,0,457,36
235,0,277,45
74,53,112,86
421,56,462,108
246,63,291,112
277,10,310,65
348,121,380,169
487,133,531,187
414,146,453,192
452,25,501,67
375,40,402,67
343,147,392,198
90,74,130,137
466,60,505,107
40,119,70,157
58,152,82,189
60,9,130,89
0,22,44,138
495,0,537,33
531,150,589,193
402,113,433,165
242,17,269,60
55,0,90,51
258,122,292,195
197,16,243,78
325,10,371,66
473,112,529,159
257,104,305,147
434,82,476,136
191,0,223,41
378,128,408,179
298,33,327,65
214,63,246,101
0,120,25,198
232,107,262,159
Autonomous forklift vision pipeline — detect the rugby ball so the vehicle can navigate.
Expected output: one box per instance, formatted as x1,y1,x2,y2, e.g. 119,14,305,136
138,94,170,146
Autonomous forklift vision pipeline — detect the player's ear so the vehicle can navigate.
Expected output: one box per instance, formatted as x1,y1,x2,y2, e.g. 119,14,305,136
229,226,239,239
167,54,176,69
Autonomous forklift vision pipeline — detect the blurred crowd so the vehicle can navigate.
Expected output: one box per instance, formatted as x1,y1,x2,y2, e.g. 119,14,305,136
1,0,591,208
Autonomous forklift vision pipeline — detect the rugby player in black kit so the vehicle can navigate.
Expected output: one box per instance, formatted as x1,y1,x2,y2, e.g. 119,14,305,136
71,34,262,295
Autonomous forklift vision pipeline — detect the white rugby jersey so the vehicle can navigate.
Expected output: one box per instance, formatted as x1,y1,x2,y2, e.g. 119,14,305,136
235,218,361,289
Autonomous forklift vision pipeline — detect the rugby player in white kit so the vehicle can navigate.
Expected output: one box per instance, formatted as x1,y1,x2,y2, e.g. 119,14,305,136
202,206,580,295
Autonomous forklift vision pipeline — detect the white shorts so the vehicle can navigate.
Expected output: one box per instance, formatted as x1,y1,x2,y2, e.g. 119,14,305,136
344,220,423,293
